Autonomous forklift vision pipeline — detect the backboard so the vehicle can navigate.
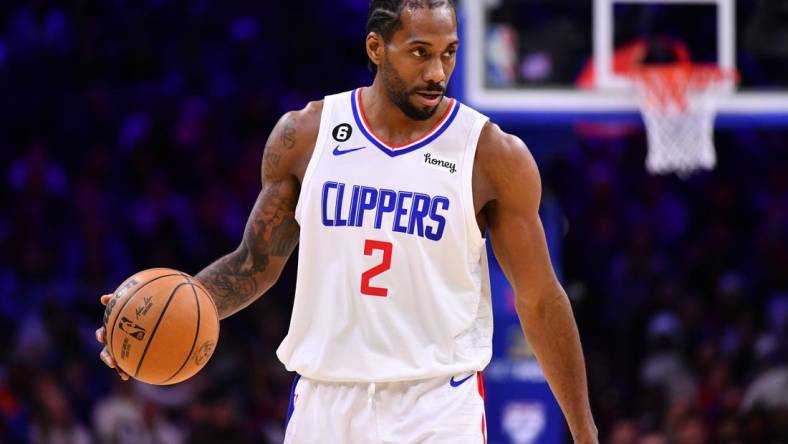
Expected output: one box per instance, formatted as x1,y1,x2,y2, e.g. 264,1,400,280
455,0,788,125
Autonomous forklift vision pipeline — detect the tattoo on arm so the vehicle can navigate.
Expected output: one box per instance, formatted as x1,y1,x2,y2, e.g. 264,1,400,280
262,148,281,178
196,182,299,318
195,114,300,318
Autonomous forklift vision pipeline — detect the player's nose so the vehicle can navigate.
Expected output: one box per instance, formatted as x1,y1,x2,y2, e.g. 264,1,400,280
422,56,446,85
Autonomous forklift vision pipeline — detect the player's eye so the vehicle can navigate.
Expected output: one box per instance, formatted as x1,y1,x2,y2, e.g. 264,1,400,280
443,49,456,59
411,48,427,58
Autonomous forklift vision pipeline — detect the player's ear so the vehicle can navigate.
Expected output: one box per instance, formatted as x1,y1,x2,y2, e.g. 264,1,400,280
366,32,384,68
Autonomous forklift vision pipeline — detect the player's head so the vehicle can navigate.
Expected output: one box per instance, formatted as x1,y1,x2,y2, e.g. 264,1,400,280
366,0,458,121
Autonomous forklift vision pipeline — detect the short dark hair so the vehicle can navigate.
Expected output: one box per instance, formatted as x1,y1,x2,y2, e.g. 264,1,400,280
366,0,457,69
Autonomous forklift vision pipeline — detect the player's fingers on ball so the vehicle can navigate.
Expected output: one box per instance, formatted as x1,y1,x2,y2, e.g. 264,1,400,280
95,327,106,344
118,370,129,381
100,348,116,368
100,294,112,305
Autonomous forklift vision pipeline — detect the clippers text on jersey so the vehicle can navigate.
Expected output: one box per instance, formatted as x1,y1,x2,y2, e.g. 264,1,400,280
320,181,449,241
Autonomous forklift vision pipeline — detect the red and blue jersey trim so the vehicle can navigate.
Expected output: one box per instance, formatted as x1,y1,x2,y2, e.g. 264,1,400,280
351,88,460,157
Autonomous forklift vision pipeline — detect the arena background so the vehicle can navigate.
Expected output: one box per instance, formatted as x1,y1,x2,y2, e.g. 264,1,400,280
0,1,786,443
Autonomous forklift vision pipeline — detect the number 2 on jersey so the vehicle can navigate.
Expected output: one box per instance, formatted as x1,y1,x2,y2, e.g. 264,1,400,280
361,240,392,297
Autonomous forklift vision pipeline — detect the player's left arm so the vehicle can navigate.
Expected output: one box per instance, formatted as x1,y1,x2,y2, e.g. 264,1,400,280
478,123,598,444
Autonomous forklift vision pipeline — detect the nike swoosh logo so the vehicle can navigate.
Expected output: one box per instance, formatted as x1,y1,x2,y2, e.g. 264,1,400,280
449,373,475,388
333,145,366,156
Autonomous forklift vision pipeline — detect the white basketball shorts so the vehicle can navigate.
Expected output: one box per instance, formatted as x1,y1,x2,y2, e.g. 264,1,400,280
284,372,487,444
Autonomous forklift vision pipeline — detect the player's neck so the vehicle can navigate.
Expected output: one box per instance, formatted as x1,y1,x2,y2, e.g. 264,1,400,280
360,80,449,146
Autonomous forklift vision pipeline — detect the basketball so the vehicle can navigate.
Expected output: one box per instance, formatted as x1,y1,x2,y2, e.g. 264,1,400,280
102,268,220,385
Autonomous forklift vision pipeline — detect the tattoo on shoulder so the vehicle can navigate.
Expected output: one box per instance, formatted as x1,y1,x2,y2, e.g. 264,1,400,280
281,115,296,150
262,114,298,177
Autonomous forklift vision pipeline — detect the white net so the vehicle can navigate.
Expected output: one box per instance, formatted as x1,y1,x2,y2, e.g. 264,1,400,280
630,65,735,177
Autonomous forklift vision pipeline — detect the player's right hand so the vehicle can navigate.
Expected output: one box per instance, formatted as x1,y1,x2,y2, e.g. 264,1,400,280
97,294,129,381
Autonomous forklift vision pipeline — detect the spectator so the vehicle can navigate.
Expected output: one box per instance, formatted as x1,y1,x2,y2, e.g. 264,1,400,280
29,376,92,444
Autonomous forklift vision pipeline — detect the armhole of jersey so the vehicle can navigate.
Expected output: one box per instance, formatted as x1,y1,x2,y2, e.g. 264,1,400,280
460,110,489,250
295,96,334,223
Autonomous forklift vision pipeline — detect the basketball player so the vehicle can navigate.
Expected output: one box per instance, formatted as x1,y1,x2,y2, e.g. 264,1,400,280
96,1,598,442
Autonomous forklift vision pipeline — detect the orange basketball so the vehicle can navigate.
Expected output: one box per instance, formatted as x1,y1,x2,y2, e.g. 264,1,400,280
103,268,220,385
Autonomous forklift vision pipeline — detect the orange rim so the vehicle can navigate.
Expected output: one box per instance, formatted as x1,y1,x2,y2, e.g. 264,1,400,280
627,63,738,111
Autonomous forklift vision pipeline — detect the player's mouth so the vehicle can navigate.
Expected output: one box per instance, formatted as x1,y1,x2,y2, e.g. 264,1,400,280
414,91,443,107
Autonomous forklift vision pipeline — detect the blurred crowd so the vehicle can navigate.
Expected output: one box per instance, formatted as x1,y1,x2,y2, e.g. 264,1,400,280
550,129,788,443
0,1,786,444
0,1,369,443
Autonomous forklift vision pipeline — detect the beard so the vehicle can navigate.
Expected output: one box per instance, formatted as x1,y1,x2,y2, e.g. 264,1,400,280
379,56,444,121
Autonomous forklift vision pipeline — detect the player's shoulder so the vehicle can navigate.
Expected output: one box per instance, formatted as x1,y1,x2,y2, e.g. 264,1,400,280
280,100,324,136
295,99,324,119
476,121,536,175
263,100,324,181
276,99,324,154
473,120,541,205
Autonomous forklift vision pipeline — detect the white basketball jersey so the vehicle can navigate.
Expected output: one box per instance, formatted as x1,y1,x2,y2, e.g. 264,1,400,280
276,88,493,382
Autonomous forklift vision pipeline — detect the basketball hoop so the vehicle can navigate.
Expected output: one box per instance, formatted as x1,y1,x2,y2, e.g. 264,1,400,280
627,62,737,177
